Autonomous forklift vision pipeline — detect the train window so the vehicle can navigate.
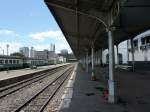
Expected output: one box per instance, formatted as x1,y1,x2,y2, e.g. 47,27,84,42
0,60,3,64
13,60,16,64
141,38,145,45
5,60,8,64
146,36,150,44
9,60,12,64
133,40,138,47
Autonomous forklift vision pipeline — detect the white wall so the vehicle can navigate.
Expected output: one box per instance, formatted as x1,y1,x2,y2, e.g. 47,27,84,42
128,38,150,61
102,41,128,64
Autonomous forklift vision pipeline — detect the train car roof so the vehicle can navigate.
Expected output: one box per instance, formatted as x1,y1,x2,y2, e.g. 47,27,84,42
0,55,22,59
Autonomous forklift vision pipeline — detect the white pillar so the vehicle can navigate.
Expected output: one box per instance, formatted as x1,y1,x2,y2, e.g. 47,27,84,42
144,39,148,61
91,47,94,71
91,46,96,80
127,40,129,63
108,29,115,103
97,51,100,65
96,52,98,65
100,48,103,66
95,52,96,65
86,51,89,72
116,45,119,65
131,39,135,71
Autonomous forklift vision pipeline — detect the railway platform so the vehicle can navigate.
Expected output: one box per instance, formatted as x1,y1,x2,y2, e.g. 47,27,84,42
0,63,69,87
60,64,150,112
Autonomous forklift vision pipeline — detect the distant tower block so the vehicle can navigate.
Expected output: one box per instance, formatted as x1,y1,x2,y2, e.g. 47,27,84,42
53,44,55,52
30,47,35,58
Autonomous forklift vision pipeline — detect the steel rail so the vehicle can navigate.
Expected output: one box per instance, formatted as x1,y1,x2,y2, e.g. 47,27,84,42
38,67,73,112
0,65,68,99
13,66,73,112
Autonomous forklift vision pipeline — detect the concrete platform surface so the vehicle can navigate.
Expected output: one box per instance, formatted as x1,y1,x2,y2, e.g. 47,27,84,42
61,64,150,112
0,63,68,81
61,64,124,112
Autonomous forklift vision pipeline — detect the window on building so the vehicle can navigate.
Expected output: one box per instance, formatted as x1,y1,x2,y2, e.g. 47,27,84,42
133,40,138,47
141,38,145,45
146,36,150,44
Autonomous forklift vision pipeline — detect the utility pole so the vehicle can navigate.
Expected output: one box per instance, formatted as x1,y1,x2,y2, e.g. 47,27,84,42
3,50,4,55
6,44,9,73
0,47,4,55
7,44,9,56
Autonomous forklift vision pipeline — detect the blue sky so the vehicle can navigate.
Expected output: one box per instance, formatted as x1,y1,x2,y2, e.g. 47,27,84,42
0,0,72,54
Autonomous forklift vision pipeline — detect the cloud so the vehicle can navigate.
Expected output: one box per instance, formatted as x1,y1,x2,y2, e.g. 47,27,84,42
0,29,18,36
29,30,62,41
33,41,72,53
34,44,50,51
0,42,22,55
28,30,72,53
55,38,72,53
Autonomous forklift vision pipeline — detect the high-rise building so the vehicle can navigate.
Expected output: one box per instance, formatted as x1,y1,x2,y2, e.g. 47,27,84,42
19,47,29,57
61,49,68,56
30,47,35,58
34,50,49,59
34,49,57,60
50,43,55,52
60,49,69,61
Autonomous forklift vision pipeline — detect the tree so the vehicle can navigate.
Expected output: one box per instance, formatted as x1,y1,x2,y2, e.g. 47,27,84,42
10,52,25,58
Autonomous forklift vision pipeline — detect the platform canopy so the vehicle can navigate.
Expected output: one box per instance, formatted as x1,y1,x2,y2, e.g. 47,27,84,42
45,0,150,59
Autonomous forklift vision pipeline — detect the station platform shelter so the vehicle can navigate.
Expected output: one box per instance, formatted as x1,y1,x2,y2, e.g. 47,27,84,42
44,0,150,111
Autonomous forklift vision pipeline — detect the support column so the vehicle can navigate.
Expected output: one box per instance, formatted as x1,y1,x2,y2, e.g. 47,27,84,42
144,39,148,61
116,45,119,65
131,39,135,71
100,48,103,66
96,52,98,65
95,52,97,65
98,51,100,65
86,51,89,73
91,46,96,81
107,29,115,103
127,40,129,63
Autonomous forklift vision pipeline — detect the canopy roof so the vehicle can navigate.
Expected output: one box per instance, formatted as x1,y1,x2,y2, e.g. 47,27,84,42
45,0,150,58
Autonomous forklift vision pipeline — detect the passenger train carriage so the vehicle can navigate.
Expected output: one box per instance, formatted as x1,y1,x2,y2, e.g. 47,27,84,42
0,56,49,70
0,56,23,70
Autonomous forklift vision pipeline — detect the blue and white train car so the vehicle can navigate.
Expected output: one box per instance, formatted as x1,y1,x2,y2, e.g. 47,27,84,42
0,55,23,70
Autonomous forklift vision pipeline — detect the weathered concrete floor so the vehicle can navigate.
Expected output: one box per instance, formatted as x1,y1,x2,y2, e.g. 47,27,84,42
116,68,150,112
62,64,124,112
62,64,150,112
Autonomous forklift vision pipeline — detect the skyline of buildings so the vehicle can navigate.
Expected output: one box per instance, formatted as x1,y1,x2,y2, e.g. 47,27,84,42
17,45,70,63
18,43,67,58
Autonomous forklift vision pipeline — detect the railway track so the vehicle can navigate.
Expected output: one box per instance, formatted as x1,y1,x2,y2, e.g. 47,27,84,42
0,65,69,99
12,67,73,112
0,64,74,112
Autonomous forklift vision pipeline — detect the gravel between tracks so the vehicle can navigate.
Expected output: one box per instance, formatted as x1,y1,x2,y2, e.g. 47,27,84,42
43,69,72,112
0,67,70,112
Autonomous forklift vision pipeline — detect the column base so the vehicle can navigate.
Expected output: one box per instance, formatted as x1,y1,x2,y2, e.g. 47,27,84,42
91,72,96,81
108,95,115,103
108,80,116,103
86,70,88,73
